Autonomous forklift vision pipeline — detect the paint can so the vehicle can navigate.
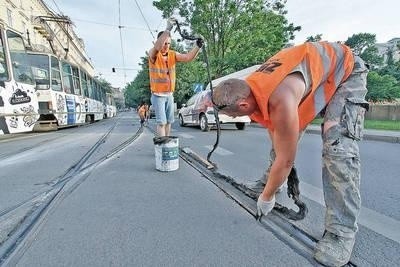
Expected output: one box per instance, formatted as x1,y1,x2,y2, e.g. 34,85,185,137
153,136,179,171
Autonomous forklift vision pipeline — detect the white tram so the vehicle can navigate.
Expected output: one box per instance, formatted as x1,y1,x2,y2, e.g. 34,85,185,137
0,25,39,135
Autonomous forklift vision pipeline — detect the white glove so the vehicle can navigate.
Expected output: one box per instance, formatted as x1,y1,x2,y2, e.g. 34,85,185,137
257,195,275,219
166,17,177,31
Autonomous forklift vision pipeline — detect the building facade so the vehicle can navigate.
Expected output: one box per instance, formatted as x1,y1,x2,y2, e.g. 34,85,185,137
0,0,95,76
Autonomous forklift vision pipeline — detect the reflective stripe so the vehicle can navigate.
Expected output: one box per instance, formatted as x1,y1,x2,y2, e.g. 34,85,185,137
310,42,331,82
313,84,327,115
331,42,345,87
150,78,169,83
149,68,169,74
149,67,175,74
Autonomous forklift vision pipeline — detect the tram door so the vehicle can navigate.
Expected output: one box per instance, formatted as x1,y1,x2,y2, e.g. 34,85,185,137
0,27,38,134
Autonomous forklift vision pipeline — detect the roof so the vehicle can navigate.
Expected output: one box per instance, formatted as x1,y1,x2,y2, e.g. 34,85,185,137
206,65,261,90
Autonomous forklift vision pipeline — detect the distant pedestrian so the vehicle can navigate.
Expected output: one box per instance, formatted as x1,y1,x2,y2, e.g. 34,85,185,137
138,102,148,126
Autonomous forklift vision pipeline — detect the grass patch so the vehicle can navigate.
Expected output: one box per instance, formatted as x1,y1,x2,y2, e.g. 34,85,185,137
311,118,400,131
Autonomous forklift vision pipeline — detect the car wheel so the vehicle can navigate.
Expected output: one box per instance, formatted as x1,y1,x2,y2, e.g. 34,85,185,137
179,114,185,126
235,122,246,130
200,114,210,132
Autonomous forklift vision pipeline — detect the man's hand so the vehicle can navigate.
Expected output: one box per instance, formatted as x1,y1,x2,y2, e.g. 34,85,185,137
196,36,204,48
256,195,275,220
166,17,177,31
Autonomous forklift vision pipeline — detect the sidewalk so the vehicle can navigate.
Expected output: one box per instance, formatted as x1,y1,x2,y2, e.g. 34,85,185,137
249,122,400,143
305,124,400,143
13,127,312,266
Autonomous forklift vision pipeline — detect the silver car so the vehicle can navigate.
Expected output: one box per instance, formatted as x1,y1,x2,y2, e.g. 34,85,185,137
178,89,251,131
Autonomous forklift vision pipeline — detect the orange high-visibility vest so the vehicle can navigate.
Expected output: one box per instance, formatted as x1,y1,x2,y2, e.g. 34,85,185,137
149,50,177,93
246,42,354,131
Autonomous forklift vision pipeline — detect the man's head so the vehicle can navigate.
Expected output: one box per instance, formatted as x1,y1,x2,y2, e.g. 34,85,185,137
157,31,171,54
212,78,257,117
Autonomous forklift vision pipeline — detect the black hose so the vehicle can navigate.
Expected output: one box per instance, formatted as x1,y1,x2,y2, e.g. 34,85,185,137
174,21,220,167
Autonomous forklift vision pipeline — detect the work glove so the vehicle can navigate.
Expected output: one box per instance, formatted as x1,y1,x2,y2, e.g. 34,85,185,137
196,34,204,48
256,195,275,220
166,17,177,32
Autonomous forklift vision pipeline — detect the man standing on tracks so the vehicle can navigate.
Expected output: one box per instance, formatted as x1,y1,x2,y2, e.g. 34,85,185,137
148,18,204,137
211,41,369,266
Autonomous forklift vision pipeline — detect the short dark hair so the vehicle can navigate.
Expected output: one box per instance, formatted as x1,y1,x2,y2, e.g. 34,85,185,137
157,31,171,39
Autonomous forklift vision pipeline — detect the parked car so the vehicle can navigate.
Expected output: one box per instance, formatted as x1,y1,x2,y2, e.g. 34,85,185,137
178,89,251,131
178,65,260,131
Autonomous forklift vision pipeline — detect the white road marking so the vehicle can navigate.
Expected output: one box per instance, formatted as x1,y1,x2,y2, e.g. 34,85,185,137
204,145,234,156
299,181,400,244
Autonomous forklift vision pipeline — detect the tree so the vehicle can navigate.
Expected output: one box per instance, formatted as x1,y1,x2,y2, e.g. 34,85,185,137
96,78,113,93
153,0,300,79
345,33,383,68
123,39,206,107
366,71,400,102
305,34,322,42
124,56,151,107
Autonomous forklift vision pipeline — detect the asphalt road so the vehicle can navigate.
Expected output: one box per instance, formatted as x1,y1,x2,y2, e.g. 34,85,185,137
0,111,398,266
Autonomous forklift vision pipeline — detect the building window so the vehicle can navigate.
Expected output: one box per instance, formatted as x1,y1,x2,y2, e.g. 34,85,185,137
7,9,13,27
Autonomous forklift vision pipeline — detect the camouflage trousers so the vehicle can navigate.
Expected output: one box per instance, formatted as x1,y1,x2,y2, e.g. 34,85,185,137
321,56,369,238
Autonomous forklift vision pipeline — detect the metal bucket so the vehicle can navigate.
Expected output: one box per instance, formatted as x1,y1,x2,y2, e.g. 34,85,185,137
153,136,179,171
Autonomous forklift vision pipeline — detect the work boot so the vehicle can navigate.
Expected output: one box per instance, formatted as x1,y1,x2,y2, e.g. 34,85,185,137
314,231,355,267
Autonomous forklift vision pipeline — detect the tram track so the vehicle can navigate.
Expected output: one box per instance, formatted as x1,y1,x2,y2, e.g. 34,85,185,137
1,121,358,266
0,120,145,266
179,148,357,266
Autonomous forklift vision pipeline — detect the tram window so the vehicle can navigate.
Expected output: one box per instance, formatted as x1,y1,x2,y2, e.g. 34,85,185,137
72,66,81,95
88,77,95,98
51,56,62,91
27,54,49,89
80,70,89,97
0,37,9,81
7,31,34,85
62,62,74,94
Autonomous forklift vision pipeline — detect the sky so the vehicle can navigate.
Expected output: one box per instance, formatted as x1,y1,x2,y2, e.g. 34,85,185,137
43,0,399,89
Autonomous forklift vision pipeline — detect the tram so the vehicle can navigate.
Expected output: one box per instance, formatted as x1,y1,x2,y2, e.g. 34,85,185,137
1,24,117,134
0,25,39,134
27,51,114,131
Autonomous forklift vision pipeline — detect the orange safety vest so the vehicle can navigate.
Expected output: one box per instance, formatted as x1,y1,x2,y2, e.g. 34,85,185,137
149,50,177,93
246,42,354,131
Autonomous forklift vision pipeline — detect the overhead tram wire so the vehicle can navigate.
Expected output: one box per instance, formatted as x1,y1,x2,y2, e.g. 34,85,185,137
132,0,156,39
118,0,127,85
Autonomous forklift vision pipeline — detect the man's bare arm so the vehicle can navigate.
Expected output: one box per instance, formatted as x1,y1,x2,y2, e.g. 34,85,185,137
175,46,201,63
148,31,171,64
261,73,305,200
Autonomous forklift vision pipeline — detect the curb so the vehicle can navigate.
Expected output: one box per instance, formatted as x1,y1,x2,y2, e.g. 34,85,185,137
249,123,400,144
304,128,400,144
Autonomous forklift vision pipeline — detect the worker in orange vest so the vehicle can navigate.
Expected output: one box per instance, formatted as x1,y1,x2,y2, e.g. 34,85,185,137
148,17,204,137
212,42,369,267
138,101,148,126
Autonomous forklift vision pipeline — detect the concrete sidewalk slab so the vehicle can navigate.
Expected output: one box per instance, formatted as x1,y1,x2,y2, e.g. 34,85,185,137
15,128,312,267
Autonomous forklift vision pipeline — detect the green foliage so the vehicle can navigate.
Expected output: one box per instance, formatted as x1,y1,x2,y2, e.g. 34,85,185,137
124,0,300,106
124,56,151,107
305,34,322,42
345,33,383,68
153,0,300,79
367,71,400,102
97,78,113,93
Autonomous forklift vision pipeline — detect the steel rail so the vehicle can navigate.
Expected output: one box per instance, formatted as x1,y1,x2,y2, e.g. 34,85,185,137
178,147,357,267
0,121,144,266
